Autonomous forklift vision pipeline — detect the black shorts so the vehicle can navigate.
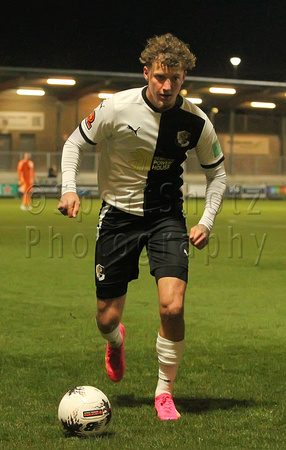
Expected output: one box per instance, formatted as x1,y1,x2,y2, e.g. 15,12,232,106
95,204,189,299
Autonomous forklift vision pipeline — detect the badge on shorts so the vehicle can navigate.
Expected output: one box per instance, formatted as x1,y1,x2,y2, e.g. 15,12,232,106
96,264,105,281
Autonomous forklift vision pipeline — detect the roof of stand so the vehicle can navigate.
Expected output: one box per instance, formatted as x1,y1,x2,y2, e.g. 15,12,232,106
1,66,286,114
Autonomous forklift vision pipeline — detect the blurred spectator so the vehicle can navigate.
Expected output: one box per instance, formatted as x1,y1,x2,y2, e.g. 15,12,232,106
48,164,57,178
17,152,35,210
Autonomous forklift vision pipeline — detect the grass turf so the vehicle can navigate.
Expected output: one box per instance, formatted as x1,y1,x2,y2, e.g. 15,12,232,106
0,197,285,449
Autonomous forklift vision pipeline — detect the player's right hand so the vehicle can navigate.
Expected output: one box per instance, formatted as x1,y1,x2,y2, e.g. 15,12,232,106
57,192,80,218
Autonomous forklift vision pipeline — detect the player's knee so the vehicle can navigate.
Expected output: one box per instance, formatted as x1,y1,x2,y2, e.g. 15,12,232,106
96,311,119,333
159,297,184,320
96,301,122,332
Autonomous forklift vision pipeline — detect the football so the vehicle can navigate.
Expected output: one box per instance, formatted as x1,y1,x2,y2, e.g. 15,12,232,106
58,385,112,437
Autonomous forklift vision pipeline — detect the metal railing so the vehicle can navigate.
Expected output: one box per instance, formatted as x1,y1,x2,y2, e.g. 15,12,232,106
0,151,285,177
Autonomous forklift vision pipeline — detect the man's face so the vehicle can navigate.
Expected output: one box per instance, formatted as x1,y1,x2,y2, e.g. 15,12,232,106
143,61,186,112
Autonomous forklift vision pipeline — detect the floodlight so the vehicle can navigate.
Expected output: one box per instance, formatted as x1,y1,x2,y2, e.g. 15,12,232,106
209,87,236,94
230,57,241,66
47,79,76,85
251,102,276,109
17,89,45,96
186,97,202,104
98,93,114,99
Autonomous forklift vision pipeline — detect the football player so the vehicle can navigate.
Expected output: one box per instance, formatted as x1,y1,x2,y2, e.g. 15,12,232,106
58,33,226,420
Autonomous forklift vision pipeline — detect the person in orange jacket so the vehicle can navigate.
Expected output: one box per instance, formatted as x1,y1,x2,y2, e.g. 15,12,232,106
17,152,35,210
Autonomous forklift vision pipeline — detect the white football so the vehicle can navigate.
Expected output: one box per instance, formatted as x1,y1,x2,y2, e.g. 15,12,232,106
58,385,112,437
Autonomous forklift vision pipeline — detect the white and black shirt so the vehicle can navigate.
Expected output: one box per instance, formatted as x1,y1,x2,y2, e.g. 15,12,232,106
61,86,226,228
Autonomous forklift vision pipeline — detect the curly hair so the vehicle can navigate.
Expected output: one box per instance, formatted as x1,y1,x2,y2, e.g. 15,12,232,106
139,33,196,71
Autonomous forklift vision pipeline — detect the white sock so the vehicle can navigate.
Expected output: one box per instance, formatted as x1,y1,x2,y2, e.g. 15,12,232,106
99,324,122,348
155,334,185,397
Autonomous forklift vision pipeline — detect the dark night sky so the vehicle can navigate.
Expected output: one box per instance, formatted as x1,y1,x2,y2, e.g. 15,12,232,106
1,0,285,81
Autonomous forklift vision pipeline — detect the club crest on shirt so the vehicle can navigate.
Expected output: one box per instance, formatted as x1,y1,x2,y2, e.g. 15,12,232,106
96,264,105,281
86,111,95,130
176,130,191,147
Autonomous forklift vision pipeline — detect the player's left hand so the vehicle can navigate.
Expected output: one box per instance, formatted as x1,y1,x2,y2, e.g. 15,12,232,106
189,224,210,250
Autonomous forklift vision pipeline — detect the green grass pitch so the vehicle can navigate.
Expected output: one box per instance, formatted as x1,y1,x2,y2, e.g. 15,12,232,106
0,196,285,449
